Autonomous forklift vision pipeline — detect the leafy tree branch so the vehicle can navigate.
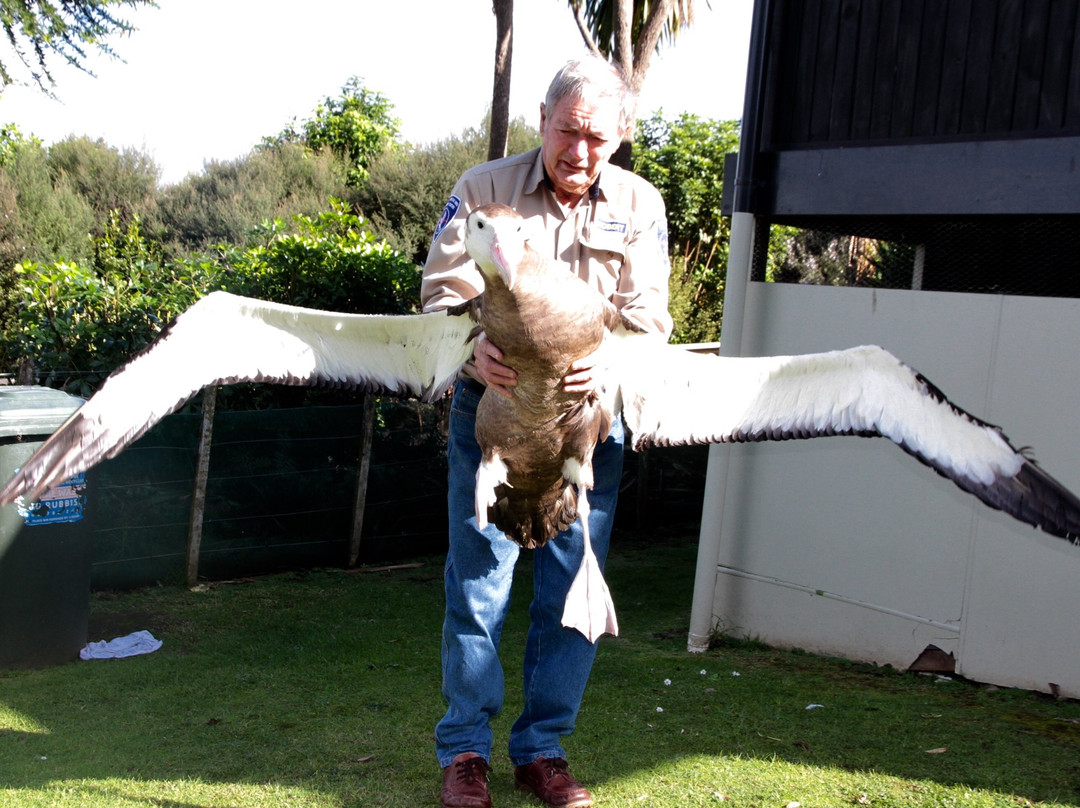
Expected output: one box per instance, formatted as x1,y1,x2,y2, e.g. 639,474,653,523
0,0,155,92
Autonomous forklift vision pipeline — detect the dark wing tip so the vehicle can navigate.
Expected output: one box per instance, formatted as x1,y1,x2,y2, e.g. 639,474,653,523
958,458,1080,545
1011,460,1080,545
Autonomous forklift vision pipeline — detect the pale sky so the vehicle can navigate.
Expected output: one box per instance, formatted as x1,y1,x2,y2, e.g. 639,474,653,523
0,0,753,185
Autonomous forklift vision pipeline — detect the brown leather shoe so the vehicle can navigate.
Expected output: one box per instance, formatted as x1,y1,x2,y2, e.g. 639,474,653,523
440,753,492,808
514,756,594,807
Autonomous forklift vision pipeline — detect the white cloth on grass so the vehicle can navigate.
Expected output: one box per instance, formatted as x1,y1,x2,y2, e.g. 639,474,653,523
80,630,162,660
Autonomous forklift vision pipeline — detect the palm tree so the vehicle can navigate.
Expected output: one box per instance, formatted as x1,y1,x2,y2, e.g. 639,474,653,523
568,0,699,96
484,0,698,164
488,0,514,160
568,0,700,167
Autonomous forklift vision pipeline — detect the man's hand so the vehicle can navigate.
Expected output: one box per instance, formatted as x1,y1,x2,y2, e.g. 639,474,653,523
561,339,612,395
476,333,613,398
474,331,517,399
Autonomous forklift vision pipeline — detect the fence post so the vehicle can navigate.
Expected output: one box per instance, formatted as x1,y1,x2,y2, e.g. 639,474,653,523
348,394,376,567
186,386,217,587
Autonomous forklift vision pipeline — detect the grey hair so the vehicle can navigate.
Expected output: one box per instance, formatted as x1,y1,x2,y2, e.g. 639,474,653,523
544,55,636,135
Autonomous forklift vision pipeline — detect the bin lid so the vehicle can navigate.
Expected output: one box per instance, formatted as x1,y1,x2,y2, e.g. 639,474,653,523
0,386,85,438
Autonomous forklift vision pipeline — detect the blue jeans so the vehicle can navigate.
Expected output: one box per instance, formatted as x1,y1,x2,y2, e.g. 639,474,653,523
436,379,624,768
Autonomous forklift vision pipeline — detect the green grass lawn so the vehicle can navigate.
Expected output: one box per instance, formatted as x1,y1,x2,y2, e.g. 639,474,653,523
1,532,1077,807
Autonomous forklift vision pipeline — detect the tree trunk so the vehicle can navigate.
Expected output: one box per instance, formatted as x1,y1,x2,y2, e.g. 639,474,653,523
610,0,637,170
570,0,682,169
613,0,633,81
629,0,677,94
488,0,514,161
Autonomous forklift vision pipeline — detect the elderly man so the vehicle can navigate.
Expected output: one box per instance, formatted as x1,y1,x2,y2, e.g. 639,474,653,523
422,55,671,808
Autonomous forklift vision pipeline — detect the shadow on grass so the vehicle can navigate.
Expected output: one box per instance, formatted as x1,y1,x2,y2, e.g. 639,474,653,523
0,530,1078,807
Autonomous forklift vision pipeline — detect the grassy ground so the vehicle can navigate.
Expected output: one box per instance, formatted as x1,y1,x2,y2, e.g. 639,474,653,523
1,531,1078,807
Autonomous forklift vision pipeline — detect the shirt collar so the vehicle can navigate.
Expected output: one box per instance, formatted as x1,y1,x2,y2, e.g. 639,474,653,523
528,147,603,203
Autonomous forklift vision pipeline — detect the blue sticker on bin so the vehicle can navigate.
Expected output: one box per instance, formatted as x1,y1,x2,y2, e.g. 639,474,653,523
16,472,86,525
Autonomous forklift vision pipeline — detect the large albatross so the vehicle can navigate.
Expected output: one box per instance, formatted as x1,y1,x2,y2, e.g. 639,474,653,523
3,203,1080,642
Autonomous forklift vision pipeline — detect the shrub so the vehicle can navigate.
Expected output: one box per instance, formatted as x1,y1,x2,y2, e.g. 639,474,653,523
46,135,160,231
269,76,401,187
667,254,723,345
634,113,739,344
181,200,422,410
356,117,540,265
0,130,96,266
153,143,352,256
9,214,217,394
219,199,420,315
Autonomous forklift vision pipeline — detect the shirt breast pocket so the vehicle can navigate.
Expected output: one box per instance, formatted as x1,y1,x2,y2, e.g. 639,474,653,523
580,220,629,284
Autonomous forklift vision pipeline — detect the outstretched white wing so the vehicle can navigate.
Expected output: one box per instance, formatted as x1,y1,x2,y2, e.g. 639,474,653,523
615,337,1080,544
0,291,479,505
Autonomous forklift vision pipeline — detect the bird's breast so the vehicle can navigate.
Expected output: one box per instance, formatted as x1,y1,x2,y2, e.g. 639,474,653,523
483,277,608,376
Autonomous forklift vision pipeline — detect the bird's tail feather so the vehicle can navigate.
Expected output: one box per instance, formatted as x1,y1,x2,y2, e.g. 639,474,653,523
490,482,577,549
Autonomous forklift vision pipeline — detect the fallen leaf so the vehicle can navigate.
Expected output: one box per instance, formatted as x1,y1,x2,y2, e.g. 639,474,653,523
856,794,871,805
356,755,375,763
924,747,948,754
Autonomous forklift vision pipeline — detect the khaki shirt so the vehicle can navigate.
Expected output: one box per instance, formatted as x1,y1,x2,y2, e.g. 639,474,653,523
421,146,673,337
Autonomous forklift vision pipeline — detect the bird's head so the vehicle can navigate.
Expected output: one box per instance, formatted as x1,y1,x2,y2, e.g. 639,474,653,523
465,203,527,292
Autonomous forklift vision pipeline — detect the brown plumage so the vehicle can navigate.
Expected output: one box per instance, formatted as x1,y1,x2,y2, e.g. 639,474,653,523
466,203,625,549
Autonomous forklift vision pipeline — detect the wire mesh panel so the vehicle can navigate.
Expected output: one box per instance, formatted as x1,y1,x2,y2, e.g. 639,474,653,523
754,216,1080,298
86,400,452,588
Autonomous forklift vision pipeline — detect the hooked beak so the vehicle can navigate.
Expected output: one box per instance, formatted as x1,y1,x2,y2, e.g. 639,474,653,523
489,238,515,291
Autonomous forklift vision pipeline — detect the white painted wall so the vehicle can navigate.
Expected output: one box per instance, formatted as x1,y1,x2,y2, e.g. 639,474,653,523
704,281,1080,697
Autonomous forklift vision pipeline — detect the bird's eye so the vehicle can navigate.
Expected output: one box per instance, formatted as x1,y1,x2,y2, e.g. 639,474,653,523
477,220,485,229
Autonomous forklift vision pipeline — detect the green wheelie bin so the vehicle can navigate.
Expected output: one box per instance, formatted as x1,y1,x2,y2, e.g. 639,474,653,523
0,386,90,668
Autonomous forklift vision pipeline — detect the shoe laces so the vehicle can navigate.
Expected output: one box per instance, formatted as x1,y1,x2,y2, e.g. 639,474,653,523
540,757,575,782
455,756,491,785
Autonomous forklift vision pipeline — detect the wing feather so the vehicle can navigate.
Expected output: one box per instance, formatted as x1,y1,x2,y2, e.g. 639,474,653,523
0,291,478,505
616,339,1080,543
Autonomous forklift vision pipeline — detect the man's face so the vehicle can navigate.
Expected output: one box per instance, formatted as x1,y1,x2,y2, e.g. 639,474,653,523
539,93,623,204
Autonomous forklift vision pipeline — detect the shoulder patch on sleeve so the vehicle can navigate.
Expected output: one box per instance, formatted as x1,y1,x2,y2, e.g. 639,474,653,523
432,194,462,243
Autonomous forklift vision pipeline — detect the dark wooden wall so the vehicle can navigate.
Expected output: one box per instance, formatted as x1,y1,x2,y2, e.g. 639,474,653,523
733,0,1080,218
762,0,1080,150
